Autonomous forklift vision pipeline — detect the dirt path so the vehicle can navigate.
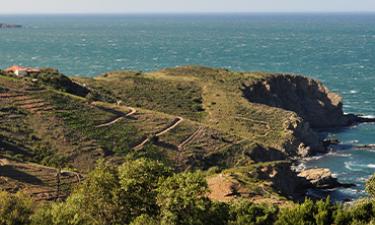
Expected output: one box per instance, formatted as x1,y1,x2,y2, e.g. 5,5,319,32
156,117,184,137
133,117,184,150
95,106,137,128
178,127,204,150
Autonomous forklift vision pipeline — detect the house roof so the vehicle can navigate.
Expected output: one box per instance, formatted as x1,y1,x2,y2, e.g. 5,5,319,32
5,65,40,73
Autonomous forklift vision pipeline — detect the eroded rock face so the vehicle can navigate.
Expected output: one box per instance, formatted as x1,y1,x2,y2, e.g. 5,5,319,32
243,74,351,128
281,113,326,157
298,168,354,189
257,162,311,200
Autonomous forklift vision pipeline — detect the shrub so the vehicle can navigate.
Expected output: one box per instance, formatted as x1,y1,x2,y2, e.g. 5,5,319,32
350,199,375,224
129,215,159,225
118,158,172,221
35,160,122,225
366,174,375,199
275,198,334,225
228,199,277,225
0,191,32,225
156,172,212,225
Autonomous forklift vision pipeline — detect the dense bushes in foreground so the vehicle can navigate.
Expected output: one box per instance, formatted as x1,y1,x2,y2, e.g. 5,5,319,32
2,159,375,225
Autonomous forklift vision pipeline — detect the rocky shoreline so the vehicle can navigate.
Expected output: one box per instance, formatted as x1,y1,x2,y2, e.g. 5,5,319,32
245,73,375,200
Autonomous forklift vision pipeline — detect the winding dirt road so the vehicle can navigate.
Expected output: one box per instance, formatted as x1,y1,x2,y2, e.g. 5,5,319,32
133,117,184,150
178,127,204,151
95,106,136,128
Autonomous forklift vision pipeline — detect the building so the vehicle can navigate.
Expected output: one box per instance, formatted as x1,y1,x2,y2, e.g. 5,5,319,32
5,65,40,77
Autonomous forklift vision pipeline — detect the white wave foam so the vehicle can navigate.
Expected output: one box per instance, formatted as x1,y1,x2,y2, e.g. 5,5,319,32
344,161,361,172
344,162,375,171
350,90,359,94
361,115,375,119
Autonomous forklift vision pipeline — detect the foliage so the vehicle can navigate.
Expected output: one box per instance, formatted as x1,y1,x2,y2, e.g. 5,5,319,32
0,192,32,225
366,174,375,199
4,163,375,225
156,172,212,225
129,215,159,225
32,160,122,225
31,68,89,97
118,158,172,221
275,198,335,225
228,199,277,225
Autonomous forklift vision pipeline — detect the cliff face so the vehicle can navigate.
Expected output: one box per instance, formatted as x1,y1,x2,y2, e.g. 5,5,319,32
280,114,326,157
257,162,310,200
243,74,350,128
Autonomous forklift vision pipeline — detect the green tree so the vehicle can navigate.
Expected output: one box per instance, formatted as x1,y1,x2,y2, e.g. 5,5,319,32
350,199,375,224
0,191,32,225
275,198,334,225
228,199,277,225
35,161,122,225
156,172,212,225
118,158,172,221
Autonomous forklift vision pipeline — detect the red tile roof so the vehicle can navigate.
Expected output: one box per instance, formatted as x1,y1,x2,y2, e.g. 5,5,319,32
5,65,40,73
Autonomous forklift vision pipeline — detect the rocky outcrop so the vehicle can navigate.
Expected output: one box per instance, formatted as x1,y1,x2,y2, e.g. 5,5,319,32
281,114,326,157
243,74,356,128
298,168,354,189
257,161,311,199
0,23,22,29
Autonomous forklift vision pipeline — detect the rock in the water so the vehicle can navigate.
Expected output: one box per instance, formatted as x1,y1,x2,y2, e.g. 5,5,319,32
0,23,22,29
354,144,375,150
298,168,354,189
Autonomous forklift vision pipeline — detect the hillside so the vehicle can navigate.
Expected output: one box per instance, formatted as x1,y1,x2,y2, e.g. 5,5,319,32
0,66,350,202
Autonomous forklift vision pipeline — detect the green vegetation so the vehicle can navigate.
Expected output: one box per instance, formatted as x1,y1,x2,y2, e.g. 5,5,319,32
3,160,375,225
29,68,89,97
1,66,373,224
75,71,206,121
0,191,32,225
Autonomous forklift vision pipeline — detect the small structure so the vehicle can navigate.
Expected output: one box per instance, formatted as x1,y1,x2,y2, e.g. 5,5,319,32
5,65,40,77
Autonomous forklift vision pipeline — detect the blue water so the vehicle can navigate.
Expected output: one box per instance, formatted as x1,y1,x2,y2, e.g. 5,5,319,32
1,13,375,200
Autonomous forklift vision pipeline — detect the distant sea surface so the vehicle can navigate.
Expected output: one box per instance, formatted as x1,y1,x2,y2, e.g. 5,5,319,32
1,13,375,200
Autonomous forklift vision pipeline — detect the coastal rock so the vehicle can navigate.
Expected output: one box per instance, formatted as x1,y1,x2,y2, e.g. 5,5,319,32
257,162,311,199
354,144,375,150
0,23,22,29
281,114,326,157
243,74,355,128
298,168,354,189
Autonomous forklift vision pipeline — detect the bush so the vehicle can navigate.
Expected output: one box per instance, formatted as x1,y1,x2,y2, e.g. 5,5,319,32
30,203,53,225
130,215,159,225
0,191,32,225
366,174,375,199
118,158,172,221
156,172,212,225
275,198,334,225
349,199,375,224
229,199,277,225
33,160,122,225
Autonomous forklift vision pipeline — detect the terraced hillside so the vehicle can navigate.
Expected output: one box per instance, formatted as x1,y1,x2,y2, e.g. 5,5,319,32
75,66,327,159
0,66,346,202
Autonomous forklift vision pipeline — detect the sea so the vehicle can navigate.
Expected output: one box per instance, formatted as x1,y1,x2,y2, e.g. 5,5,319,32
1,13,375,201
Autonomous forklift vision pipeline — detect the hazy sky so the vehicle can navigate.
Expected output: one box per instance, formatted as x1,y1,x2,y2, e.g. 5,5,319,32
1,0,375,14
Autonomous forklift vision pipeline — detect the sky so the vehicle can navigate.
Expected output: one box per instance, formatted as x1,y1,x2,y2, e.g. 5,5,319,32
1,0,375,14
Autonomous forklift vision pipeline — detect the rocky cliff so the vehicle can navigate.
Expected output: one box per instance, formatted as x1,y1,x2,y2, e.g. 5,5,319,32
242,74,351,128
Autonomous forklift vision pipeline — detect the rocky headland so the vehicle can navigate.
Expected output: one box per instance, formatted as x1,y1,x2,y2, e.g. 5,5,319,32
0,65,371,203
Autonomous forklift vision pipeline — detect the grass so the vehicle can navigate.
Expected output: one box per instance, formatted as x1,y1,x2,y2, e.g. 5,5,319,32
74,71,206,121
0,66,320,202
